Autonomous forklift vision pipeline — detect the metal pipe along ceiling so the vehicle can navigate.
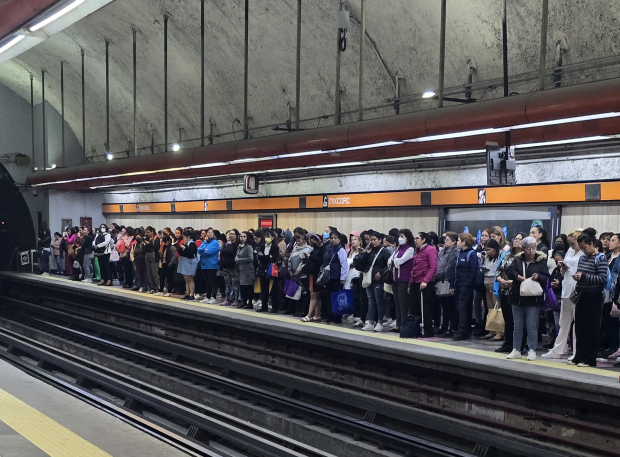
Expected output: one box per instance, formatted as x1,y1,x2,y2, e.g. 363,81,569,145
26,78,620,190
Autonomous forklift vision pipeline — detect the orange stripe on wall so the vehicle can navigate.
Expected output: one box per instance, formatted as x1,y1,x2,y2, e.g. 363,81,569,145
207,200,228,211
601,182,620,201
135,203,172,213
486,184,585,204
174,201,207,212
102,204,121,213
432,189,478,206
306,196,324,209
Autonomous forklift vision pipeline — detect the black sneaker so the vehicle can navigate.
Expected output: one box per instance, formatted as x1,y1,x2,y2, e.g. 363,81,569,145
495,345,512,353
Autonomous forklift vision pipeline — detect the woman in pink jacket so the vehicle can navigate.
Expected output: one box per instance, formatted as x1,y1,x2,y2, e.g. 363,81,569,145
409,232,439,337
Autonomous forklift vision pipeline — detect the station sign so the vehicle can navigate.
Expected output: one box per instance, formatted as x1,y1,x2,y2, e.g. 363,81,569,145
244,174,259,194
258,214,277,229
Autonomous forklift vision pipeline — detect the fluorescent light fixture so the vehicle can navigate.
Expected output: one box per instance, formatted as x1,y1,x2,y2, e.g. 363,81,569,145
405,127,510,143
50,163,57,169
513,136,612,149
417,149,485,158
422,90,436,99
229,156,278,164
311,162,366,169
189,162,228,169
106,152,113,160
333,141,404,153
34,167,38,171
0,35,25,54
29,0,85,32
277,150,326,158
172,142,181,152
511,112,620,130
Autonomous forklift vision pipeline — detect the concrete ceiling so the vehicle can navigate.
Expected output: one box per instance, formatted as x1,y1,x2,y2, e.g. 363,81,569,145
1,0,619,161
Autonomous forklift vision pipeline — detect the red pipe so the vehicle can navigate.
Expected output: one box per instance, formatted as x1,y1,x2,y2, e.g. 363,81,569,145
0,0,59,40
27,78,620,190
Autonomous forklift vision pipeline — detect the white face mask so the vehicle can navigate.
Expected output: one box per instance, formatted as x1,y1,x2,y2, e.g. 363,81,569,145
398,237,406,246
100,227,106,233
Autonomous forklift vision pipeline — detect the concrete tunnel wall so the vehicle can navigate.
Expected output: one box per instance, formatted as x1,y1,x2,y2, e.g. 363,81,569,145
1,0,620,162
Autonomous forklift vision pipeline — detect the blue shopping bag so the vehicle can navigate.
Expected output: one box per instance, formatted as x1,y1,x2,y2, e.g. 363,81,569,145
331,289,354,317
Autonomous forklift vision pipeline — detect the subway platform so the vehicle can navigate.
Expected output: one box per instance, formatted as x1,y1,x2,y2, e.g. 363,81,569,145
0,357,185,457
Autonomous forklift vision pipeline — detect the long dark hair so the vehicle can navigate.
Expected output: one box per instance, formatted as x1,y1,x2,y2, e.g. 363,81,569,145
532,225,550,249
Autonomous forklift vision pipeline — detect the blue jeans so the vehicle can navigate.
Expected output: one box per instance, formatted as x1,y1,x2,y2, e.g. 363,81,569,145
41,251,50,273
512,305,539,352
83,253,93,280
365,283,385,324
54,254,64,274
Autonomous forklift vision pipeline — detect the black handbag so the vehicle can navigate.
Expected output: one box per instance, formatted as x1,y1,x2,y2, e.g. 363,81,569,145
380,267,394,284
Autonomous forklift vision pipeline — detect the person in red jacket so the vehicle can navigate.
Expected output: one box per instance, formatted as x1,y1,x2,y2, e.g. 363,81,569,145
409,232,439,337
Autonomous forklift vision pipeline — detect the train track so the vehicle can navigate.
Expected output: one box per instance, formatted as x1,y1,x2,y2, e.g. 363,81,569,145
0,292,599,457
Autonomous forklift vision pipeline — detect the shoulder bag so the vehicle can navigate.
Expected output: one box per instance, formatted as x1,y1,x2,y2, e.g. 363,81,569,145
362,247,384,288
520,262,544,297
317,252,337,287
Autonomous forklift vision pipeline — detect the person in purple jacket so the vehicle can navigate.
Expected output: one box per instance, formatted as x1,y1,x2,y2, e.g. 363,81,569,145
409,232,439,337
389,229,415,332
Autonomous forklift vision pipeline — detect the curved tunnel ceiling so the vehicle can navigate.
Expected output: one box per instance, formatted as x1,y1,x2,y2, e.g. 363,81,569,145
2,0,620,169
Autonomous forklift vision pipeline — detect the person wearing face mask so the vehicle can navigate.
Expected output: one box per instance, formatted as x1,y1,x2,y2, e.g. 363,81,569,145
548,234,569,274
255,230,281,313
93,224,113,286
390,229,415,333
382,236,397,326
542,230,584,360
235,232,256,309
323,226,337,242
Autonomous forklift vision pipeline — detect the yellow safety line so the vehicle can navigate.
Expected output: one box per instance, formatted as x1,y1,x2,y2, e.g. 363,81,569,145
34,274,620,380
0,388,111,457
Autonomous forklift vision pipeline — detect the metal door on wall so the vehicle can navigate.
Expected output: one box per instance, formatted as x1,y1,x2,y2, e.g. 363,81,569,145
80,217,92,230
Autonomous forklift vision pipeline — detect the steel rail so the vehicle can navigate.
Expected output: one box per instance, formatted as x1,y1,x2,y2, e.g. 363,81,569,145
3,311,476,457
0,295,593,457
0,327,333,457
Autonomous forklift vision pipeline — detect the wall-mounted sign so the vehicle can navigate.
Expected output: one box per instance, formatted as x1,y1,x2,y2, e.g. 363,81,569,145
244,175,259,194
258,214,277,229
137,204,150,212
478,188,487,205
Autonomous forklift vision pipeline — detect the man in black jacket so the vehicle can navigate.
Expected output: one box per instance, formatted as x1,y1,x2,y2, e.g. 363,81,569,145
144,226,161,293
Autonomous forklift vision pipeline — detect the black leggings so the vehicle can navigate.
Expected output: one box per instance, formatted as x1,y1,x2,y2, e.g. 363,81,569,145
202,269,219,299
121,256,134,287
98,254,112,282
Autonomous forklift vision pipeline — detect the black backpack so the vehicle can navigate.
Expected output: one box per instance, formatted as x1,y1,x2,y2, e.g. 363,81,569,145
400,314,422,339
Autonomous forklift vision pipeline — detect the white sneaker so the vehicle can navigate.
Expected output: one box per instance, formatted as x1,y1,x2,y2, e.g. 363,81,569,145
346,315,356,323
383,319,393,327
389,321,397,328
163,293,171,297
506,349,521,360
567,355,575,362
354,320,365,327
527,350,537,361
374,323,384,332
163,288,168,294
361,322,375,331
81,278,91,283
153,292,164,296
138,287,144,293
541,351,561,359
563,347,573,356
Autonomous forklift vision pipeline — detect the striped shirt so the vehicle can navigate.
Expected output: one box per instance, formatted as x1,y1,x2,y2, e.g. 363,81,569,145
575,253,608,293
